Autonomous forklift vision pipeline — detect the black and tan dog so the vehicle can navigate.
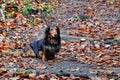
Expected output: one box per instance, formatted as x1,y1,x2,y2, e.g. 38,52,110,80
22,24,61,61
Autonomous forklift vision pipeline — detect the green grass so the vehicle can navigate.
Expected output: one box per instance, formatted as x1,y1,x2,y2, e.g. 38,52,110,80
74,14,89,20
110,0,115,2
16,69,32,74
40,5,53,19
22,6,29,15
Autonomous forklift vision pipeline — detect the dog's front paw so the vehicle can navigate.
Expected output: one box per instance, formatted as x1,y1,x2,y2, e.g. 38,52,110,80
42,54,47,61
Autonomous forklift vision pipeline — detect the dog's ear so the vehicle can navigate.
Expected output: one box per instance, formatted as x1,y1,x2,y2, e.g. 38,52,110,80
56,26,61,44
56,26,60,35
44,26,50,38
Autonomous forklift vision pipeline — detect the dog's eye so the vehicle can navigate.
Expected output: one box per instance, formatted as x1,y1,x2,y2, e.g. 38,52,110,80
50,28,53,31
50,27,57,31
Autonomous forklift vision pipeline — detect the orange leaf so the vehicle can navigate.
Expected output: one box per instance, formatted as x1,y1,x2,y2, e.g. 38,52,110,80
99,59,105,63
0,43,10,50
3,46,10,50
103,30,115,38
23,23,30,27
32,2,38,7
2,31,9,36
16,13,25,19
9,42,16,49
35,18,41,24
80,77,86,80
29,77,36,80
20,72,29,78
0,68,7,74
101,77,109,80
87,8,94,16
0,22,5,26
9,22,16,29
0,44,4,49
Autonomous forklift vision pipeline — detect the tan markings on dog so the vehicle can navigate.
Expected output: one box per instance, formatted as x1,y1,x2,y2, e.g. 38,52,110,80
42,54,46,61
49,27,57,43
39,51,46,61
38,51,43,58
49,27,57,37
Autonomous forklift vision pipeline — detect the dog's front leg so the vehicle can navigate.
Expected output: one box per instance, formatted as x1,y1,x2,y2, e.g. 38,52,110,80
42,54,46,61
39,51,47,61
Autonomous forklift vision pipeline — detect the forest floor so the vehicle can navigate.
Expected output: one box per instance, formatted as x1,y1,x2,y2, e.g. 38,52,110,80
0,0,120,79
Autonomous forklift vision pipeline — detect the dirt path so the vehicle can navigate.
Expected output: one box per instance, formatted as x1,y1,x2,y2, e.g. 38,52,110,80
51,0,120,79
4,58,120,79
0,0,120,79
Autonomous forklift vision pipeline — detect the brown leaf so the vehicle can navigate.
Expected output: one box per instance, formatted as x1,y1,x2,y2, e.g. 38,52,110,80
35,18,41,24
99,59,105,63
2,31,9,36
0,43,10,50
23,23,30,27
61,40,67,46
102,55,112,60
15,13,26,25
0,22,5,26
103,30,116,38
0,44,4,50
9,22,16,29
0,68,7,74
32,2,38,7
80,77,86,80
9,42,16,49
29,77,36,80
50,67,56,71
18,62,25,68
113,61,120,66
29,72,36,78
67,29,79,36
87,8,94,16
101,77,109,80
9,77,20,80
20,72,29,78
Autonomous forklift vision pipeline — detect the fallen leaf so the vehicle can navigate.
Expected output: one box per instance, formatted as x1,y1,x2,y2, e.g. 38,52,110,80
87,7,94,16
35,18,41,24
9,77,20,80
29,77,36,80
101,77,109,80
23,23,30,27
0,68,7,74
20,72,29,78
80,77,86,80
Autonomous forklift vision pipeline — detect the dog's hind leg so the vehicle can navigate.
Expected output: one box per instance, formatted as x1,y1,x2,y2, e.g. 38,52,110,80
22,45,35,57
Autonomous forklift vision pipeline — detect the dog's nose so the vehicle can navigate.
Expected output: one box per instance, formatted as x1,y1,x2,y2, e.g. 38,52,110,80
54,34,58,37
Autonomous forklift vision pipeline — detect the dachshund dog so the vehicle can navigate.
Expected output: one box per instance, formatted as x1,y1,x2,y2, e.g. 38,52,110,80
22,24,61,61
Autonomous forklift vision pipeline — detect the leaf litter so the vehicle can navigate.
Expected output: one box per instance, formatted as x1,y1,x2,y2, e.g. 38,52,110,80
0,0,120,79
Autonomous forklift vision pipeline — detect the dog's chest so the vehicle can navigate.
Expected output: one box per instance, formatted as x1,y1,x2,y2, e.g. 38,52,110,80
42,44,59,53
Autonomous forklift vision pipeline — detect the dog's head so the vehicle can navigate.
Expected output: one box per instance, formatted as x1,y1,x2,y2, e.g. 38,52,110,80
45,24,60,40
